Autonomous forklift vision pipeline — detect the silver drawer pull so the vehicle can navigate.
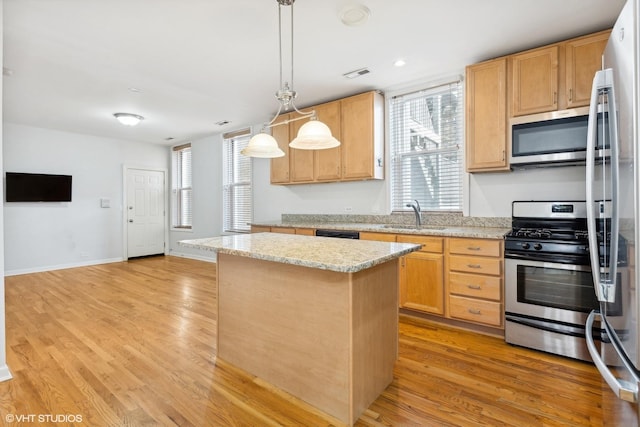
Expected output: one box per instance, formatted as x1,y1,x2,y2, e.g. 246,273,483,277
467,246,481,251
467,264,482,269
468,308,481,315
467,284,482,290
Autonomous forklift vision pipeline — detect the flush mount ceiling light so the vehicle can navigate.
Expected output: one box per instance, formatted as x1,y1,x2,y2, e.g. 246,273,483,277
242,0,341,158
113,112,144,126
339,3,371,26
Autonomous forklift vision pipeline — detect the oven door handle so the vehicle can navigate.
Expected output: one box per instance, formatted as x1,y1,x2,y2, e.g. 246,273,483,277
586,68,618,303
585,310,638,403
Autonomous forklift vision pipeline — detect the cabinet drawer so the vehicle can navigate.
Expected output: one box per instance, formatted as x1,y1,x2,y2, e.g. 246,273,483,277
449,272,502,301
449,238,502,257
449,255,502,276
360,232,396,242
449,295,502,327
397,235,443,253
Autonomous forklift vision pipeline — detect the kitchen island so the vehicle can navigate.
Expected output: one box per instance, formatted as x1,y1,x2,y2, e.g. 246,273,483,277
179,233,420,426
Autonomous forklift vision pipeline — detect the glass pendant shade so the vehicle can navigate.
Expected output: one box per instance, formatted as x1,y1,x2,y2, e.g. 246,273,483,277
241,133,285,158
289,120,340,150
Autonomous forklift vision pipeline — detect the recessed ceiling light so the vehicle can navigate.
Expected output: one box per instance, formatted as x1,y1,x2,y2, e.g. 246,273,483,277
394,59,406,67
339,4,371,27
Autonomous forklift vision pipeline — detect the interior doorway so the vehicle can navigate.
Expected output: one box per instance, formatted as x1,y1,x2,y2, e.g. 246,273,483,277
125,168,166,259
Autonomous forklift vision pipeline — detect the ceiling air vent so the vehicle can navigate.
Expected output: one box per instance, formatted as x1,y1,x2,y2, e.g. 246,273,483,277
343,68,370,79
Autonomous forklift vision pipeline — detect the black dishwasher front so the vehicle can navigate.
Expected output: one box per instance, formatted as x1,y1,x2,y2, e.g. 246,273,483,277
315,229,360,239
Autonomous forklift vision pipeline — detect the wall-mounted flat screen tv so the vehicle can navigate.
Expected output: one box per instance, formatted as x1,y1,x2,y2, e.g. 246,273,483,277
5,172,72,202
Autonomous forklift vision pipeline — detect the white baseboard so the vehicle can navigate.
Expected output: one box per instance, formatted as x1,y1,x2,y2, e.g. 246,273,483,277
168,252,217,263
4,257,124,277
0,365,12,382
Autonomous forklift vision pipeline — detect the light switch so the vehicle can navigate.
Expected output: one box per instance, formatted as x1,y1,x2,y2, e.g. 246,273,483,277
100,198,111,208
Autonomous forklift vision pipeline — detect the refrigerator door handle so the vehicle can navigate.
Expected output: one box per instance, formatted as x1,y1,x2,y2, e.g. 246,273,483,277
586,310,638,403
586,68,618,303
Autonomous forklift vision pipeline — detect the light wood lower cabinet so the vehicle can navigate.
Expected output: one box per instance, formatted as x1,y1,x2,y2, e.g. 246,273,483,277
397,235,444,315
446,238,504,328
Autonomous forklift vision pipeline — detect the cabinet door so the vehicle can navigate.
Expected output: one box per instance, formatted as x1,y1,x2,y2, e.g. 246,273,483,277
314,101,342,181
565,31,609,108
400,252,444,315
511,45,559,116
289,117,315,183
270,113,291,184
465,58,509,172
341,92,376,180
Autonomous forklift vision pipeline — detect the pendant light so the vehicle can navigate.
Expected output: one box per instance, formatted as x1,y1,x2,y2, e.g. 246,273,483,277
242,0,341,158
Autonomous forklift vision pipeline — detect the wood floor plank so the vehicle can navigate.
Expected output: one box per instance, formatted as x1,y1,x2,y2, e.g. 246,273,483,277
0,255,625,426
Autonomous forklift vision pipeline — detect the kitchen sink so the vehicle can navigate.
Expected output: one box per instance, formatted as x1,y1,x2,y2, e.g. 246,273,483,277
382,224,445,230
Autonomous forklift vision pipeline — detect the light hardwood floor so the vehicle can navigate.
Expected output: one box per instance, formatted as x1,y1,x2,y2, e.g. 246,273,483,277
0,256,627,426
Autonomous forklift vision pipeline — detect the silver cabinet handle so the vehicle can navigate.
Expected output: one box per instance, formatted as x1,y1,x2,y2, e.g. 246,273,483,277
467,264,482,269
467,284,482,290
467,246,481,251
468,308,481,315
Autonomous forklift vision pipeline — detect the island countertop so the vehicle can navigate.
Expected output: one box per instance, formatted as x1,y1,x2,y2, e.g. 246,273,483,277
178,232,421,273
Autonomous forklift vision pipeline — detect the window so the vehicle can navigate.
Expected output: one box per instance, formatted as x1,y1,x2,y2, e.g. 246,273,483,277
389,79,463,212
171,143,192,229
223,129,252,233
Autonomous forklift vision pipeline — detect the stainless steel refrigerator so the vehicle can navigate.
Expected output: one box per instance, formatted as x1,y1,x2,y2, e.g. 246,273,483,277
586,0,640,424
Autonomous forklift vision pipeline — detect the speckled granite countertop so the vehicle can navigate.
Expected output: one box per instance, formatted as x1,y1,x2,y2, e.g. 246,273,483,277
255,222,510,239
178,233,421,273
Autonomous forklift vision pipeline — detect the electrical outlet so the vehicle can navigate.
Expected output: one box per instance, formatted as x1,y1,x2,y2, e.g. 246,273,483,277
345,206,353,212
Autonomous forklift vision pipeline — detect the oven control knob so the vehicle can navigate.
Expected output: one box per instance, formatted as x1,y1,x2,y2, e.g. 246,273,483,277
533,243,543,251
521,242,531,249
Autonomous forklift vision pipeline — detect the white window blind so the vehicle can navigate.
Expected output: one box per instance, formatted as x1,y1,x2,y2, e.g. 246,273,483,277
390,79,463,212
223,129,252,233
171,143,192,229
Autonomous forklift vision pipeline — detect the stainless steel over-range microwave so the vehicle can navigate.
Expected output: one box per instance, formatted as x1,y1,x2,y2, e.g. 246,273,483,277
509,106,609,168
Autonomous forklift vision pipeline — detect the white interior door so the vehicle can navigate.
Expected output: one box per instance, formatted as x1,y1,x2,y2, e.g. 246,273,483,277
126,168,166,258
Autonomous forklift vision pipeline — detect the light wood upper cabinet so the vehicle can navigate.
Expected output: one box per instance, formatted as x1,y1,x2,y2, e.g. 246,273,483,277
269,113,291,184
510,45,559,116
270,91,383,185
465,58,509,172
289,116,315,183
565,30,610,108
341,91,385,181
313,101,342,181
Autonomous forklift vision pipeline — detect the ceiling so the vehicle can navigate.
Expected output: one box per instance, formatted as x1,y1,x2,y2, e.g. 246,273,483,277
3,0,626,146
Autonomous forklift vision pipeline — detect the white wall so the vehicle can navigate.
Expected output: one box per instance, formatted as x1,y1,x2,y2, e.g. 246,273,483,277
168,134,223,260
3,123,169,275
0,2,11,382
468,166,588,217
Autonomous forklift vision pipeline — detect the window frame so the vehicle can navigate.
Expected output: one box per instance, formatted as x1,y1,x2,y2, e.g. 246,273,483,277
171,143,192,231
222,129,253,234
388,78,464,213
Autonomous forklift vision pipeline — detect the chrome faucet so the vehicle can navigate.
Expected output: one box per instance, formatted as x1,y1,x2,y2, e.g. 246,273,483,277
406,199,422,227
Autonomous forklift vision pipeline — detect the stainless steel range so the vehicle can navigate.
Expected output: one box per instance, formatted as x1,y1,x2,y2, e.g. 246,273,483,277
504,200,628,361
